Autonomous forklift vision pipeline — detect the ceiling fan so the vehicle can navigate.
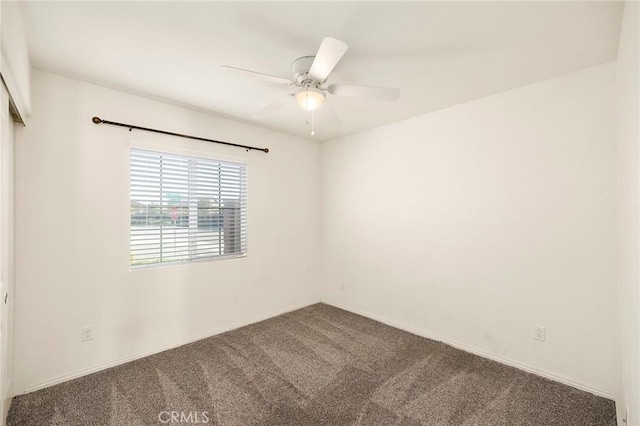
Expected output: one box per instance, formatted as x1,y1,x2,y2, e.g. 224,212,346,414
219,37,400,135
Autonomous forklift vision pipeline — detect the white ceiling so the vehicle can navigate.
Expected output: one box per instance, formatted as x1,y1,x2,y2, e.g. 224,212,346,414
21,1,623,142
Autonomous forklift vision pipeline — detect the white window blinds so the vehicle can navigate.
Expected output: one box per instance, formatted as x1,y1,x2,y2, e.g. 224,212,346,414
130,148,247,268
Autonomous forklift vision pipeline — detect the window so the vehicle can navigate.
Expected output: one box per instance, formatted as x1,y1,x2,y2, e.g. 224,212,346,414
130,148,247,268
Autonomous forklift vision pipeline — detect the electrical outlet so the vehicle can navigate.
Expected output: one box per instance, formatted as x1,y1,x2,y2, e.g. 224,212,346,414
341,282,345,291
81,326,94,342
534,326,545,342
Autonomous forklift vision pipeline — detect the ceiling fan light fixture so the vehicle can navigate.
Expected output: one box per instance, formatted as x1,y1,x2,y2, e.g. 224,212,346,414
295,88,325,111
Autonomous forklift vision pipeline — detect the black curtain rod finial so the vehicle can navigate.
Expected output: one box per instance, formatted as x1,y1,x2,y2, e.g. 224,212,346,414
92,116,103,124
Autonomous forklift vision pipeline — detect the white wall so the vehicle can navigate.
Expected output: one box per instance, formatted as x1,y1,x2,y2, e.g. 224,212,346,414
616,1,640,424
320,62,618,397
1,2,31,120
13,70,321,393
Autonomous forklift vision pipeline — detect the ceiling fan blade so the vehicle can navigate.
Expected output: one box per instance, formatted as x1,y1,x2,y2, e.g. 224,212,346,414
219,65,292,85
308,37,348,82
251,94,294,119
328,84,400,101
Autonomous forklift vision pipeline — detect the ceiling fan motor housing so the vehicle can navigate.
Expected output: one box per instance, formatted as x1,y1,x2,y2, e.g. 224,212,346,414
291,56,320,87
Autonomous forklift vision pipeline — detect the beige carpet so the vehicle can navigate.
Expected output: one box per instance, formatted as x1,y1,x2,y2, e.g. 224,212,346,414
8,303,616,425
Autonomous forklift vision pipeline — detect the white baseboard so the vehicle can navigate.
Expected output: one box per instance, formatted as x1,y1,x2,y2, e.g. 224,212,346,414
322,299,616,401
22,300,320,394
22,298,616,404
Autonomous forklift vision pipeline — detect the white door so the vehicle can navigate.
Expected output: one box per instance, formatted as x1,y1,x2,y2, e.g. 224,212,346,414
0,83,15,425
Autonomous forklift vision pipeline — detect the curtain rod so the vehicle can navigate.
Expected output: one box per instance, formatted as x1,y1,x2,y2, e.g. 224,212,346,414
91,116,269,153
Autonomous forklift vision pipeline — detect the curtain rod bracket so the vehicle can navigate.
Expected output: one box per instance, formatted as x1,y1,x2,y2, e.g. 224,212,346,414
91,116,269,153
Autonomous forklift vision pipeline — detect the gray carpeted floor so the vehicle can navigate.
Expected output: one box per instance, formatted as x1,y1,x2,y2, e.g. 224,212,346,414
8,303,616,425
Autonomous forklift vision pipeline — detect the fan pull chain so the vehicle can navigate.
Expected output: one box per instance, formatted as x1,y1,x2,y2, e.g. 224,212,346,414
311,110,315,136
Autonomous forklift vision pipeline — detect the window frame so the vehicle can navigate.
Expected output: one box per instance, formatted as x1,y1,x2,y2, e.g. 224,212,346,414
128,140,248,270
